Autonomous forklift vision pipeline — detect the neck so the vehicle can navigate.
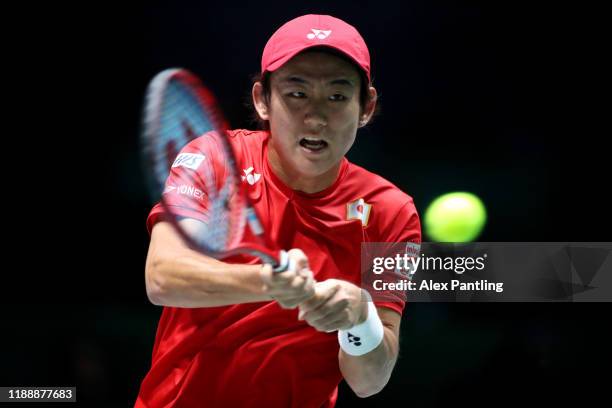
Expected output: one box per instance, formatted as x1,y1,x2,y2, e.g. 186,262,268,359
267,144,341,194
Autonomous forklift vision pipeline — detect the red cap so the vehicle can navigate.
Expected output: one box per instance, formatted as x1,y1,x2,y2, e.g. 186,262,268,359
261,14,371,82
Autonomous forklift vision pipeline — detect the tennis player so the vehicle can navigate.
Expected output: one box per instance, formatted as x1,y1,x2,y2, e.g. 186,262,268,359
136,14,421,407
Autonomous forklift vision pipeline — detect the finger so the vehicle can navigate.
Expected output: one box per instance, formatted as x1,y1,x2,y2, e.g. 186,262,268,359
268,276,305,297
293,268,315,295
299,284,341,320
277,292,315,310
303,270,316,290
308,311,349,332
269,268,311,293
284,268,315,295
286,248,309,272
289,271,309,292
305,299,348,327
269,269,299,286
298,287,334,319
270,265,311,288
270,252,312,292
297,267,313,279
318,317,349,333
262,264,297,289
303,274,316,297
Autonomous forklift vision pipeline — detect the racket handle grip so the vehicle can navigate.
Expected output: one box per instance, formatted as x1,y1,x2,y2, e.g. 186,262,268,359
273,250,295,273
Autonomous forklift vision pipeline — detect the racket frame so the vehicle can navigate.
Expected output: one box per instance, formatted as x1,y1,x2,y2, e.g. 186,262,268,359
142,68,289,272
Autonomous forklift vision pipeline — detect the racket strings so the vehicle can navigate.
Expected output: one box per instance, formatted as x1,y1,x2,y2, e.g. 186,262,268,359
166,82,246,251
145,70,247,255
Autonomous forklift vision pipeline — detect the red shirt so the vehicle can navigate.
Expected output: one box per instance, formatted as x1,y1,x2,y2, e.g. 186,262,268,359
136,130,421,408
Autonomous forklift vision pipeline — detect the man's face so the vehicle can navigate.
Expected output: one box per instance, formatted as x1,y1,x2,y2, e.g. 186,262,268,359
265,51,365,178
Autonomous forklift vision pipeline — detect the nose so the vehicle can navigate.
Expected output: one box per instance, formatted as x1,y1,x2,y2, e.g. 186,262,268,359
303,104,327,131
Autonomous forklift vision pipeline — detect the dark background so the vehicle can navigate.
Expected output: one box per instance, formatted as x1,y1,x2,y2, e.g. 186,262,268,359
3,0,609,406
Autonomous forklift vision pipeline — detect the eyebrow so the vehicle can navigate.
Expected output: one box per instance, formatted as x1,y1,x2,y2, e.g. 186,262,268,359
280,75,355,87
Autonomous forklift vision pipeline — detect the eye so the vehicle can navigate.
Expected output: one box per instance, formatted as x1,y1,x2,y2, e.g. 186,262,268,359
329,94,347,101
288,91,306,98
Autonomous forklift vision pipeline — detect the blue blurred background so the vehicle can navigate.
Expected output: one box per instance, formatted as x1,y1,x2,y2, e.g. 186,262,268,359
3,0,608,406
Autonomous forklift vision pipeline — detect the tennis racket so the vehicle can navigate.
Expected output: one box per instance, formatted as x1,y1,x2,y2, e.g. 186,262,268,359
141,68,290,272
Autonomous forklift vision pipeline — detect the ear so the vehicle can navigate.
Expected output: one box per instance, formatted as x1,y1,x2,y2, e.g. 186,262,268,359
359,86,378,128
252,81,269,121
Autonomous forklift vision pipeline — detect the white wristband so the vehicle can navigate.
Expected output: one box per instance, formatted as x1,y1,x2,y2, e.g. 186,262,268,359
338,297,384,356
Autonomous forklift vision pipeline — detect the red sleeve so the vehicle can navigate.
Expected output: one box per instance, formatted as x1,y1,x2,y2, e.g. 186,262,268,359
387,197,422,245
373,300,405,316
373,197,422,315
146,132,227,234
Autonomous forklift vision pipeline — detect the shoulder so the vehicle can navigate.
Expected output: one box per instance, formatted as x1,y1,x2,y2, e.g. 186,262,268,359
183,129,268,149
344,161,421,242
224,129,267,156
179,129,267,164
227,129,269,145
225,129,268,165
345,161,415,211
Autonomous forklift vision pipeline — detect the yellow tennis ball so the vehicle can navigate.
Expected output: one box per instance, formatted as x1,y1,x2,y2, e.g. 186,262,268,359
424,192,487,242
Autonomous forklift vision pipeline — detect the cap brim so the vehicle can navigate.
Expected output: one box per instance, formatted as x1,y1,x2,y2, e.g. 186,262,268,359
264,44,370,81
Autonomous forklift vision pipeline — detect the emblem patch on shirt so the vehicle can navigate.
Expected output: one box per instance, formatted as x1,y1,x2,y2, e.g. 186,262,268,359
397,242,421,279
241,167,261,185
171,153,205,170
162,184,206,201
346,198,372,227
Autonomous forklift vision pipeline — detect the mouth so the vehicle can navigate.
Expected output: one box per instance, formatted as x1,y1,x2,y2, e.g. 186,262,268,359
299,137,329,153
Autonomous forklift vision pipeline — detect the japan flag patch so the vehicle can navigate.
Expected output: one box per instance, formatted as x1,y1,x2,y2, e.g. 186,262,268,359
346,198,372,227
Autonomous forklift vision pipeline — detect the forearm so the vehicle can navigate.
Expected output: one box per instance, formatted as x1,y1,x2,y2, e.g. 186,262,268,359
145,221,273,308
338,324,399,398
147,253,271,308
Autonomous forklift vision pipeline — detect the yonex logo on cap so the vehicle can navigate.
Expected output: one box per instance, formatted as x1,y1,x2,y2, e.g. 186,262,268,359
307,29,332,40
